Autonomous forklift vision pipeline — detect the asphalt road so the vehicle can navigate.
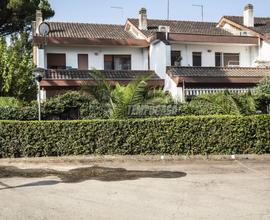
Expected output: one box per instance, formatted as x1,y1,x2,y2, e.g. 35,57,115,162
0,159,270,220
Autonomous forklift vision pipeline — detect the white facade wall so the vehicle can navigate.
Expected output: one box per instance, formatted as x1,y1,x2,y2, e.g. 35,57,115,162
171,43,258,67
149,41,171,78
222,23,254,36
37,48,45,68
44,46,148,70
165,75,184,102
260,41,270,61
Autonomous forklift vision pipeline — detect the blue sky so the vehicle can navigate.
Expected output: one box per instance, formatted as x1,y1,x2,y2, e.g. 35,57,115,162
48,0,269,24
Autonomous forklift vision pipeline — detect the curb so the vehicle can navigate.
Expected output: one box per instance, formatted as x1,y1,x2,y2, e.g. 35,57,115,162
0,154,270,165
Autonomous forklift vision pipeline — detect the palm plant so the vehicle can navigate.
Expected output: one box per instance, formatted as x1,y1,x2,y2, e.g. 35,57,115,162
189,91,256,115
82,70,159,118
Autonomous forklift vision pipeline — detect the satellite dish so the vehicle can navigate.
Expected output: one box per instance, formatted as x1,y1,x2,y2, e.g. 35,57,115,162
38,22,50,36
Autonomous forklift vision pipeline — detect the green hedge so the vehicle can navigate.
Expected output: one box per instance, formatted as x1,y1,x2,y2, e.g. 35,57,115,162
0,115,269,158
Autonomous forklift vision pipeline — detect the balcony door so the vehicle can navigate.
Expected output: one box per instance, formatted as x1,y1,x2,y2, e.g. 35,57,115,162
78,54,89,70
47,53,66,69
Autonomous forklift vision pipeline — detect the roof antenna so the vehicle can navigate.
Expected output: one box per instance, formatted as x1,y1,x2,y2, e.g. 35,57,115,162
111,6,124,20
192,4,204,21
167,0,170,20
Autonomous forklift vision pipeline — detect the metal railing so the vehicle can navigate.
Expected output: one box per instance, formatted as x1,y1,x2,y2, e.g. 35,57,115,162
185,88,253,97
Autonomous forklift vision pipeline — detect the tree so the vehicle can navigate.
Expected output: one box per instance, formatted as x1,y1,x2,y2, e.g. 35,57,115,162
0,0,54,36
82,71,171,118
0,34,36,101
254,78,270,113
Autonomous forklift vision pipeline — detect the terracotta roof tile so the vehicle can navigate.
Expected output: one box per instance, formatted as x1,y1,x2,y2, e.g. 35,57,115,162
46,22,137,39
44,69,162,80
128,18,233,37
224,16,270,34
167,66,270,77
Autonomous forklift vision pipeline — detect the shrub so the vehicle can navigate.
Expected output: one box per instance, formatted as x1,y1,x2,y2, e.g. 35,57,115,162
0,92,108,120
254,79,270,113
0,115,269,158
0,106,38,120
0,97,22,107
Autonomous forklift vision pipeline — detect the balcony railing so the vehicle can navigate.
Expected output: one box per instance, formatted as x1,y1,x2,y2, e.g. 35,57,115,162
185,88,253,97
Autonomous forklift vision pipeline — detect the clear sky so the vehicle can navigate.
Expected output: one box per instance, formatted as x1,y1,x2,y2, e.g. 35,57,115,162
48,0,269,24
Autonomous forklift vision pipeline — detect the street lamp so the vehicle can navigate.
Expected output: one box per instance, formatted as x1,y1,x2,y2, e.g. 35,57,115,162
33,67,45,121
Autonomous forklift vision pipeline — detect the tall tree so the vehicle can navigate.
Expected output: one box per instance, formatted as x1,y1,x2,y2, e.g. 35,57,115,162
0,0,54,36
0,34,36,101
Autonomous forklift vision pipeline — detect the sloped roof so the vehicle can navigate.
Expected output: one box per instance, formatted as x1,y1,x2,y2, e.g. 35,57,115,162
46,22,136,39
167,66,270,77
128,18,233,37
44,69,161,80
224,16,270,34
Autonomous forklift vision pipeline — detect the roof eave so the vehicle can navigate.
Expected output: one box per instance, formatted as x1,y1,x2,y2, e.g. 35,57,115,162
168,33,258,45
33,36,149,47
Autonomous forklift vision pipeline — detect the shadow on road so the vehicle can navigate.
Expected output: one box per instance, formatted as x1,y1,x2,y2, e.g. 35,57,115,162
0,165,186,190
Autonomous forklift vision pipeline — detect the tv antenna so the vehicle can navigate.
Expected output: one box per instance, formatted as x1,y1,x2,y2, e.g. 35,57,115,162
192,4,204,21
111,6,124,19
167,0,170,20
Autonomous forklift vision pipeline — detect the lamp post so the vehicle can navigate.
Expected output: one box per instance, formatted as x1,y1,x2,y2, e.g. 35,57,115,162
33,68,44,121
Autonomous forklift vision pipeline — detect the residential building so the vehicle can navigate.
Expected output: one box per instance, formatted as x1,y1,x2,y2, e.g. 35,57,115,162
32,4,270,101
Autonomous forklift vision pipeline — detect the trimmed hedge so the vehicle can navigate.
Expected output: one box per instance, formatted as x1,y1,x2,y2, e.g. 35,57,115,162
0,115,269,158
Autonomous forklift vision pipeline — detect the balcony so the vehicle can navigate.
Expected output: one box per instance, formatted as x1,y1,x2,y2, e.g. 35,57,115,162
185,87,253,97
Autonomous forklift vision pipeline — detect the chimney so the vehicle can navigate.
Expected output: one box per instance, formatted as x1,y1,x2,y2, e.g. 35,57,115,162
139,8,147,30
243,4,254,27
36,10,43,34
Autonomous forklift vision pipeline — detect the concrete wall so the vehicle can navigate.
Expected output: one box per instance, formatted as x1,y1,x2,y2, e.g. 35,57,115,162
44,46,149,70
171,43,257,67
149,41,171,78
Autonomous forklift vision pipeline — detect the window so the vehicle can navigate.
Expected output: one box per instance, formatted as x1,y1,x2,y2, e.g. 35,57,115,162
78,54,88,70
215,53,240,67
47,53,66,69
171,51,181,66
192,52,202,67
104,55,131,70
224,53,240,67
215,52,222,67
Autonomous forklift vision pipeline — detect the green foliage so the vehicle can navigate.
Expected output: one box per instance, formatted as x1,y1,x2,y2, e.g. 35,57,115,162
110,76,150,118
144,88,174,105
0,115,269,158
1,0,54,35
43,91,108,119
0,97,22,107
0,91,108,120
255,78,270,95
0,35,36,101
83,71,156,118
0,106,37,120
186,92,256,115
254,78,270,113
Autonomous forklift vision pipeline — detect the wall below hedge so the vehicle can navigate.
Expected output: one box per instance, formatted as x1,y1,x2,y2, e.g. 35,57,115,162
0,115,269,158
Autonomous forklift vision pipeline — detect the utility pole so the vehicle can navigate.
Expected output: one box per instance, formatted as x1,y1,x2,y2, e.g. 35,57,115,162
192,4,204,21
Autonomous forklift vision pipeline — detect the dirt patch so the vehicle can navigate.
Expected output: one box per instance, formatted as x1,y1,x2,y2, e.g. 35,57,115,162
0,165,186,184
